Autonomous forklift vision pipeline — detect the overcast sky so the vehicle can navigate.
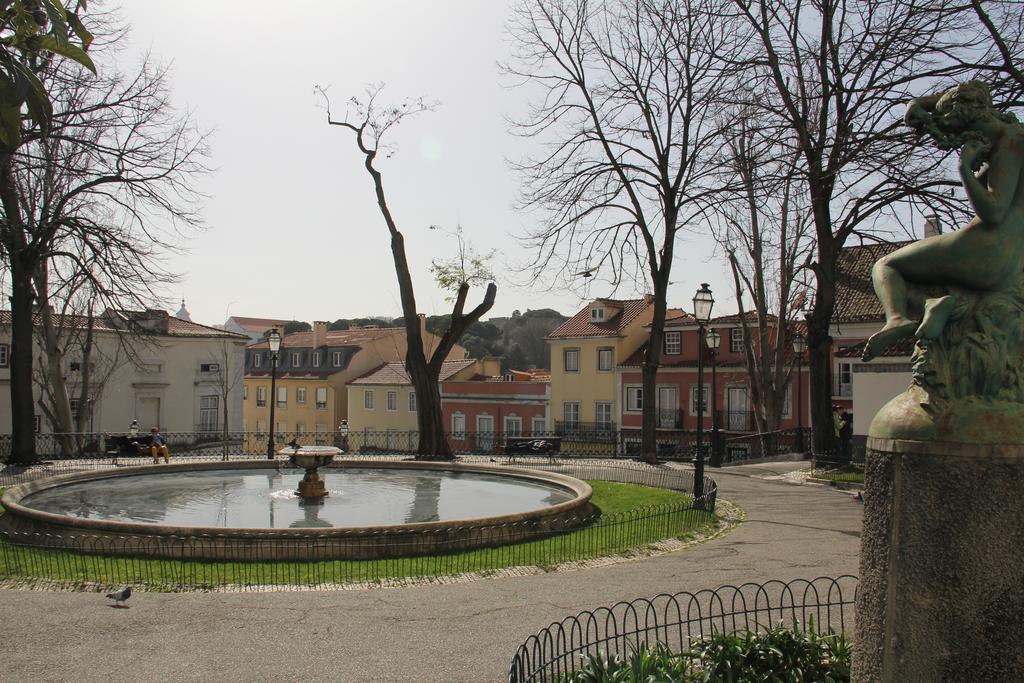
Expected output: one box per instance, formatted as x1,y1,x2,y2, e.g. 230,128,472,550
122,0,732,327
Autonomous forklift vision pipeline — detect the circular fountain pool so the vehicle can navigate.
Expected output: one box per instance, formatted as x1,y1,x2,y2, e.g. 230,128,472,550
0,460,592,560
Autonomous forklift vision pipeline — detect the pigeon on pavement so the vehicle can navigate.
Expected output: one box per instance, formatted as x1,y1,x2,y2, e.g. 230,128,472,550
106,586,132,607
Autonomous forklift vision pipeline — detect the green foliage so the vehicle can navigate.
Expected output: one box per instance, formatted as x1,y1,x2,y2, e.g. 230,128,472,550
561,623,852,683
282,320,311,334
425,308,567,371
428,224,495,298
325,317,399,332
0,0,95,150
564,644,690,682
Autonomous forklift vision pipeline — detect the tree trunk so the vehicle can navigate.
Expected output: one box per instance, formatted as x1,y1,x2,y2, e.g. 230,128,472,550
808,244,837,455
411,363,449,458
8,256,38,463
1,152,38,464
38,302,75,455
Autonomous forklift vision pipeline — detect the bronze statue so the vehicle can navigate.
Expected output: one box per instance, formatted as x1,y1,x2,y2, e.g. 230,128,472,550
863,81,1024,362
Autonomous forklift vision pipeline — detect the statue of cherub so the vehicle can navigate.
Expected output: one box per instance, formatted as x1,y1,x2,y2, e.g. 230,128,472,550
863,80,1024,362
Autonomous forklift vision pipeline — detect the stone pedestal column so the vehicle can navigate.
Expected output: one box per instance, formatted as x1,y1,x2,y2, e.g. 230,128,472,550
853,437,1024,682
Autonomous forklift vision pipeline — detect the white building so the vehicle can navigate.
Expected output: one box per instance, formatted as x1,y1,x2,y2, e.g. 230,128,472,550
222,315,292,344
830,240,914,441
0,309,249,435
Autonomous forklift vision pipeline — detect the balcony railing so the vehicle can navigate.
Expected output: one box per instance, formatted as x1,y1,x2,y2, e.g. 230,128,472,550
723,410,756,432
553,421,617,442
656,409,682,429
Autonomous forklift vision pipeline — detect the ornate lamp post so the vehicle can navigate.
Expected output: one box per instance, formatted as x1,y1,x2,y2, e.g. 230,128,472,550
792,332,807,454
705,328,721,466
692,283,714,500
266,327,282,460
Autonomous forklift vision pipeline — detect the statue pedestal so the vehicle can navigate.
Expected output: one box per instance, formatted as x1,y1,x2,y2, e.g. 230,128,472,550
853,437,1024,682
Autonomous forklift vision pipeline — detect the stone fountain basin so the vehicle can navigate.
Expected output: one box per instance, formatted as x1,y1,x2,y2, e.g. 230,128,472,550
283,445,340,470
0,459,594,561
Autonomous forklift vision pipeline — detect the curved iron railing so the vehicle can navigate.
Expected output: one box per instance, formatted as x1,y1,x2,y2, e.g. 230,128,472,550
507,575,858,683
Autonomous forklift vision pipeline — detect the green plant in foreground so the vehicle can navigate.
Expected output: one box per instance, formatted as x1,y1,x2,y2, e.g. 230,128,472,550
561,643,690,682
689,621,850,682
559,622,852,683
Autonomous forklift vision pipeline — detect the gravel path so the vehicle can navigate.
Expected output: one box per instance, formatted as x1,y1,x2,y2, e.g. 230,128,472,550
0,462,862,682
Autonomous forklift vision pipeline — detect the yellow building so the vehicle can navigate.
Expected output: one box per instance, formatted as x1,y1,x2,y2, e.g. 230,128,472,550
546,297,654,434
243,319,464,446
345,358,489,451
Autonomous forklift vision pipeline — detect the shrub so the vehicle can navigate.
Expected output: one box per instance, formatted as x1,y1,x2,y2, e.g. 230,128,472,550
559,622,852,682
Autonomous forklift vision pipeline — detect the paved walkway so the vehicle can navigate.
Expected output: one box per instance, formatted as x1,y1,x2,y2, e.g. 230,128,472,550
0,462,862,682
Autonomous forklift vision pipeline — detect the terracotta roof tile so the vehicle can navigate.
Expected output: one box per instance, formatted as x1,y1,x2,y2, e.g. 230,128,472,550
548,298,652,339
0,310,247,340
834,241,913,324
835,337,914,358
350,359,479,385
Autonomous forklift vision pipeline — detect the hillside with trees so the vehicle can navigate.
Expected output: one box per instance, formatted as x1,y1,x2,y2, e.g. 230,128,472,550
295,308,566,371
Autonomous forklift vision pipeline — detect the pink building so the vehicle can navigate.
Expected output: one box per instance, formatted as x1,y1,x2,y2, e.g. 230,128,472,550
617,311,811,442
442,370,550,451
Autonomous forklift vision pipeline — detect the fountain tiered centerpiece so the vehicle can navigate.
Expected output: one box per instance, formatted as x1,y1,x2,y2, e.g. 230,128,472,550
285,445,341,500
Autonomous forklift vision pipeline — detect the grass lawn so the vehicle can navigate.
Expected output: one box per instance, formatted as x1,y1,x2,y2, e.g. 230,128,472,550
0,481,718,590
810,468,865,484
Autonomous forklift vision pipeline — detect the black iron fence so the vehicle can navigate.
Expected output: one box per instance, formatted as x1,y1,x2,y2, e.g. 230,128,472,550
0,461,717,589
0,429,715,463
0,428,817,480
507,575,858,683
721,429,806,464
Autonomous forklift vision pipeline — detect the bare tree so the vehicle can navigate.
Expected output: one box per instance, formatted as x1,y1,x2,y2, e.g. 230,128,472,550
204,337,245,460
1,0,95,463
1,15,209,462
33,296,122,453
318,85,496,459
713,109,813,453
966,0,1024,96
729,0,1023,452
505,0,746,462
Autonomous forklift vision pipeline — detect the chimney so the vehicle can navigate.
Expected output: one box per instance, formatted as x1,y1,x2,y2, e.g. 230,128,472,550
418,313,426,338
923,214,941,239
133,309,170,334
312,320,327,348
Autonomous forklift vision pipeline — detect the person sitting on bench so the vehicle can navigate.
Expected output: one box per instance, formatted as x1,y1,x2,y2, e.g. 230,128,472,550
150,427,170,464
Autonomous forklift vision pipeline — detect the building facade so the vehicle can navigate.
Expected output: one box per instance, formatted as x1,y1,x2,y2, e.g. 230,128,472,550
222,315,292,344
831,240,915,441
0,309,248,435
243,319,465,442
345,357,550,452
616,310,810,456
546,297,655,433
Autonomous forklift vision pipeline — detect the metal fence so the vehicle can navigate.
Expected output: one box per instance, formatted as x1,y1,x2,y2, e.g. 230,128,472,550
0,429,760,463
721,429,805,464
507,575,858,683
0,461,718,589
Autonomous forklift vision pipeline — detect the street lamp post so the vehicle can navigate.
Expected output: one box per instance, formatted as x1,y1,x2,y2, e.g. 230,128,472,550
705,328,720,466
266,327,282,460
793,332,807,455
692,283,714,501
